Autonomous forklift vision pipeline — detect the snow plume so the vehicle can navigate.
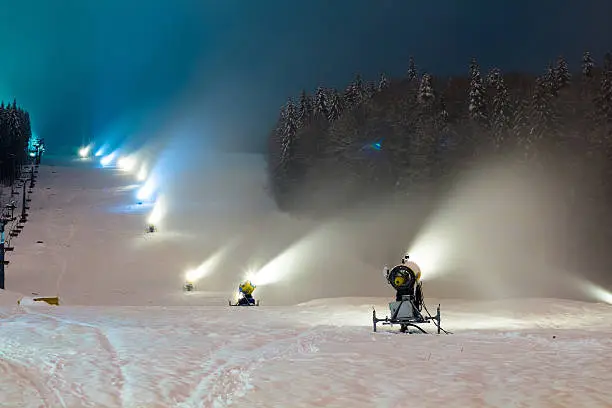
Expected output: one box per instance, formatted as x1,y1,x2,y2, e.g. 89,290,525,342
405,155,595,301
16,146,609,307
138,147,612,304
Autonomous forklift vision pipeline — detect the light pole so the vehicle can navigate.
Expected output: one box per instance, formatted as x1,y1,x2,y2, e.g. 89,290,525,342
29,166,35,189
0,218,5,289
0,214,14,290
20,180,29,224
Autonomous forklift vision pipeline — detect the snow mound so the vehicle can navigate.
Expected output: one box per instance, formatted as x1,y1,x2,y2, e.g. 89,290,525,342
0,299,611,407
0,289,23,306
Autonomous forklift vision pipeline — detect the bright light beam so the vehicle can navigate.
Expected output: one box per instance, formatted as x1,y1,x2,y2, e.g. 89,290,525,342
95,146,107,157
117,155,137,172
147,196,165,225
245,235,319,287
137,164,147,182
406,227,452,282
137,177,157,201
582,281,612,304
185,247,233,283
100,151,117,167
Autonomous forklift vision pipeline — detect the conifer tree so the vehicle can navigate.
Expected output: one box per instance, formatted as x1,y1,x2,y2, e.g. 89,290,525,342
487,68,511,149
365,81,376,99
544,63,560,97
468,58,488,124
417,73,435,107
378,73,389,91
327,89,343,122
298,90,313,128
595,53,612,139
555,56,571,89
582,51,595,79
314,87,329,121
407,56,418,82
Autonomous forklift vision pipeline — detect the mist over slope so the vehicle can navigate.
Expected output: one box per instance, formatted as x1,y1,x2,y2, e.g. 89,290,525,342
7,143,609,306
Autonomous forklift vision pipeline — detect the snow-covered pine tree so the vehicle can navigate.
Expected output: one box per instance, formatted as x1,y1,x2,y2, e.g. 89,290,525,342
555,56,571,89
528,75,558,159
367,81,377,98
582,51,595,79
409,72,437,185
298,89,313,128
417,73,435,107
314,86,329,121
342,74,365,109
353,73,365,103
596,53,612,138
343,83,356,111
468,58,488,125
378,73,389,91
544,63,560,97
327,89,342,122
487,68,511,150
407,56,417,82
281,98,298,164
439,94,449,126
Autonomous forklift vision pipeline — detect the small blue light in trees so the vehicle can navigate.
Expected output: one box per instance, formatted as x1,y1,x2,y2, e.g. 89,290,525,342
372,142,382,150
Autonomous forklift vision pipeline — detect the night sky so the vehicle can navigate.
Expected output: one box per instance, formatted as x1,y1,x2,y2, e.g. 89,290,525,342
0,0,610,153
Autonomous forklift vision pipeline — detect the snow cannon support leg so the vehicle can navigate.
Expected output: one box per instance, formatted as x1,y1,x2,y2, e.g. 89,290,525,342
436,304,441,335
373,309,377,332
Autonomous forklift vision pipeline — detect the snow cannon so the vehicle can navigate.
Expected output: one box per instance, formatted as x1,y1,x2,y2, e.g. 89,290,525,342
373,255,448,334
184,280,195,292
229,279,260,306
146,223,157,233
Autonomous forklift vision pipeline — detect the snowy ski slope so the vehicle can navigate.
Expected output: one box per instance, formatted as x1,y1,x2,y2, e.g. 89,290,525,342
1,158,611,407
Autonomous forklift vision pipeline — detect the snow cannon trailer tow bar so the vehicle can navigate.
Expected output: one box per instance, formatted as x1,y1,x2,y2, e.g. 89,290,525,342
372,298,446,334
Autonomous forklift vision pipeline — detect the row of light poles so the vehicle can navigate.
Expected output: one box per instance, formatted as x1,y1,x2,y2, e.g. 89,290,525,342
0,140,43,290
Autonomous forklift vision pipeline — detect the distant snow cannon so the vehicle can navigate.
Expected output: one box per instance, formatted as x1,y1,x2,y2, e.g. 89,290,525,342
183,280,195,292
229,280,260,306
146,223,157,233
373,254,449,334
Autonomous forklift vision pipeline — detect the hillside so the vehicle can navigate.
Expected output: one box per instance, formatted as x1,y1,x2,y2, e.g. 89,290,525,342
266,52,612,280
0,146,611,407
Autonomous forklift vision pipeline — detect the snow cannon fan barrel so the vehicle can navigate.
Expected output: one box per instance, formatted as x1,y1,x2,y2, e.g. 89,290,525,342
387,265,419,292
239,280,255,296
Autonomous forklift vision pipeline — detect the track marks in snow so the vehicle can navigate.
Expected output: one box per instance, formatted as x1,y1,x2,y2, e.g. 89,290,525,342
0,354,53,408
179,327,324,408
6,308,127,408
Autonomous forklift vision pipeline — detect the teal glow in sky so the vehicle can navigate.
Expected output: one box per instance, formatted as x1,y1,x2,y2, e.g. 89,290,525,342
0,0,610,153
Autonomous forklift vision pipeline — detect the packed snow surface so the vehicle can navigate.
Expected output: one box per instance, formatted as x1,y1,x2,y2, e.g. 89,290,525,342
1,159,611,407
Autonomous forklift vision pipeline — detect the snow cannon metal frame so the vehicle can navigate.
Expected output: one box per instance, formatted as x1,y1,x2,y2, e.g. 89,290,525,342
228,297,260,307
372,264,443,334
